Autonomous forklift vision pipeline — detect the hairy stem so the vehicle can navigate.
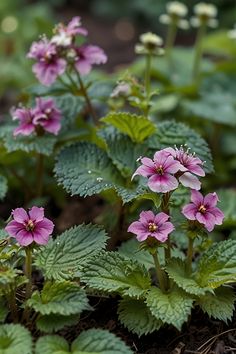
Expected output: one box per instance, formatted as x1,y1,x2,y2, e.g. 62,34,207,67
161,193,171,261
152,252,166,293
165,22,177,69
25,247,32,300
186,237,194,274
145,53,152,99
36,153,44,198
192,23,206,80
8,288,18,323
75,70,98,124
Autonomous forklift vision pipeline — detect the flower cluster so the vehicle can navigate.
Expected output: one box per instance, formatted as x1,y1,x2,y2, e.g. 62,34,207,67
12,98,62,136
159,1,189,30
5,206,54,246
135,32,164,56
132,146,205,193
190,2,218,28
28,17,107,86
129,147,224,243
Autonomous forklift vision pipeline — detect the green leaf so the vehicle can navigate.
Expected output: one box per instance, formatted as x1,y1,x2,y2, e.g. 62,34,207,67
166,259,212,296
148,120,213,173
27,281,90,316
0,175,7,200
101,112,156,143
196,240,236,288
54,94,84,130
146,287,194,330
118,239,154,270
3,129,57,156
217,189,236,225
35,224,107,281
98,126,147,178
0,324,32,354
71,329,133,353
54,142,124,197
36,314,80,333
118,298,162,336
203,30,236,57
197,286,235,323
35,335,69,354
35,329,132,354
81,251,151,299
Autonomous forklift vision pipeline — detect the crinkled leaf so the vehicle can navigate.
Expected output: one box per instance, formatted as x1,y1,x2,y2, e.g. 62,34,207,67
54,94,84,130
101,112,156,143
3,129,57,156
27,281,90,316
81,251,151,299
0,175,7,200
54,142,124,197
148,120,213,173
146,287,194,330
35,224,107,281
217,189,236,225
36,314,80,333
196,240,236,288
98,126,147,178
0,324,32,354
197,286,235,323
118,298,162,336
166,259,212,296
71,329,133,353
35,329,132,354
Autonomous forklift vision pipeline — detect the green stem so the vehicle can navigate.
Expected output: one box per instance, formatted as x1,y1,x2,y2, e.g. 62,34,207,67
145,54,151,99
161,193,171,262
75,70,98,125
186,237,194,274
36,153,44,198
8,288,18,323
192,23,206,80
25,247,32,300
152,252,166,293
58,75,73,91
165,22,177,69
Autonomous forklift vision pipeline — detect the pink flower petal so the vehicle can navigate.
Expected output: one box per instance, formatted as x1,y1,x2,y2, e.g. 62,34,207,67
141,157,155,168
14,124,35,136
132,164,155,179
148,174,178,193
75,59,92,76
188,163,205,177
32,229,51,245
179,172,201,190
29,207,44,222
12,208,28,223
163,156,182,174
196,212,215,232
14,230,34,246
5,221,24,237
128,221,147,236
153,150,170,165
204,192,219,208
154,212,169,224
182,203,197,220
190,189,203,206
153,231,169,243
158,221,175,235
36,218,54,235
139,210,155,224
208,207,224,225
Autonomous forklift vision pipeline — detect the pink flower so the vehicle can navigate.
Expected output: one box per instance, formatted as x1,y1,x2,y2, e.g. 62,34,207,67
33,98,62,135
27,38,67,86
5,207,54,246
182,190,224,232
164,147,205,190
73,45,107,75
52,17,88,46
12,107,36,136
132,150,182,193
128,211,174,242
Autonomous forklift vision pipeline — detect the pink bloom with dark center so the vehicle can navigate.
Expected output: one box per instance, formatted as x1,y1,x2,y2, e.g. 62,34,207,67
5,207,54,246
128,210,174,242
27,38,67,86
12,107,36,136
182,190,224,232
33,98,62,135
73,45,107,75
164,147,205,190
52,17,88,46
132,150,182,193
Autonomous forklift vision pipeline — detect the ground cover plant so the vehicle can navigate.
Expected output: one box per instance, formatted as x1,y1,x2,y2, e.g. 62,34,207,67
0,1,236,353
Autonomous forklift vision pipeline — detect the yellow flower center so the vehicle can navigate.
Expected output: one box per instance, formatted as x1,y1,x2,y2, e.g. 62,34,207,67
25,219,35,231
156,165,164,175
148,222,158,232
198,205,206,213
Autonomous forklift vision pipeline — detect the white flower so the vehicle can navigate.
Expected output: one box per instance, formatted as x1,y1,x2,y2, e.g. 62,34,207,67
166,1,188,17
111,82,131,98
191,2,218,28
140,32,163,47
51,32,72,46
